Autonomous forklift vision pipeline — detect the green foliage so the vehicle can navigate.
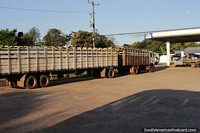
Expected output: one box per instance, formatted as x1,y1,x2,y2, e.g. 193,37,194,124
71,30,93,47
65,33,73,45
21,33,34,46
160,46,167,55
184,42,199,48
15,27,40,46
1,28,199,49
170,43,181,52
0,29,17,46
28,27,41,45
123,44,131,48
71,30,115,48
96,34,115,48
0,27,41,46
131,40,200,54
131,40,165,54
171,42,199,52
146,40,164,53
43,28,66,46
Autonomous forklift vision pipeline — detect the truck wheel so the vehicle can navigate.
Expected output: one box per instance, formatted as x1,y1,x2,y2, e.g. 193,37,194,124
171,63,176,67
9,80,17,88
93,69,101,78
191,63,197,68
39,75,50,87
107,67,115,78
134,66,140,74
149,64,154,72
118,68,125,75
26,75,38,89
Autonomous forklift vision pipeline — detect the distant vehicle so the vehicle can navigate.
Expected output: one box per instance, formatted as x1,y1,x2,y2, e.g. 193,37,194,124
154,53,160,65
171,53,200,67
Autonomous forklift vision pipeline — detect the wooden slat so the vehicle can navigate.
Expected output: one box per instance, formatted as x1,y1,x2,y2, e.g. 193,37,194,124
59,47,62,70
0,46,124,75
8,48,11,73
27,47,30,72
17,47,21,73
52,47,55,70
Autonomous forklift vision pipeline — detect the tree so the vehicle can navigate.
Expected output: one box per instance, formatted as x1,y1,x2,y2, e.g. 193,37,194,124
71,30,115,48
123,44,131,48
28,27,41,45
16,32,25,46
96,34,115,48
170,42,199,52
21,33,34,46
160,45,167,55
131,40,165,53
16,27,41,46
0,29,17,46
71,30,93,47
184,42,199,48
43,28,66,46
65,32,74,45
130,39,200,54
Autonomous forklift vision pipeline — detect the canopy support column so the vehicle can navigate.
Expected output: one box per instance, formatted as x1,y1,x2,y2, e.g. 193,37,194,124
181,43,185,57
166,41,171,66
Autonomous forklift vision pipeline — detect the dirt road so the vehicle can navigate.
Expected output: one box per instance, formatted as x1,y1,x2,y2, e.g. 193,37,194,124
0,65,200,133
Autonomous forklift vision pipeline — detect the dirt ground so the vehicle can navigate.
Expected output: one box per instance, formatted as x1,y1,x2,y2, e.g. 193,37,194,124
0,65,200,133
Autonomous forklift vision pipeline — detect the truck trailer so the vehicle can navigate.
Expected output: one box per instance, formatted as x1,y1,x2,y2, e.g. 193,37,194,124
0,46,155,89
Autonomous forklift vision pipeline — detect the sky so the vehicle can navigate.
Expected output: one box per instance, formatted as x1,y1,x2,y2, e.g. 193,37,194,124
1,0,200,45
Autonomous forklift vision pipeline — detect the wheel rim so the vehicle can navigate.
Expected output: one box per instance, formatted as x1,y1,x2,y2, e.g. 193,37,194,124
26,76,37,89
108,67,115,78
28,79,35,87
40,75,50,87
41,78,47,85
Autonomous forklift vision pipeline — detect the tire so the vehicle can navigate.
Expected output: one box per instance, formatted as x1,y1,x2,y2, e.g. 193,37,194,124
39,75,50,87
26,75,38,89
118,68,125,75
9,80,17,88
134,66,140,74
171,63,177,68
93,69,101,78
149,64,154,73
191,63,197,68
107,67,115,78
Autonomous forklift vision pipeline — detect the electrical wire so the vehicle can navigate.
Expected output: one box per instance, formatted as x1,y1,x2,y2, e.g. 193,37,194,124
0,6,88,13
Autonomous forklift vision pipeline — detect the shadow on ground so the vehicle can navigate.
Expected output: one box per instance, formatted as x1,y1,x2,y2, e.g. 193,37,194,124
50,75,94,87
0,91,50,133
43,89,200,133
154,65,169,72
0,65,168,88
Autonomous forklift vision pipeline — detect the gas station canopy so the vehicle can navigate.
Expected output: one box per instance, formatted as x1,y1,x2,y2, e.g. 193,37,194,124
144,28,200,66
144,28,200,43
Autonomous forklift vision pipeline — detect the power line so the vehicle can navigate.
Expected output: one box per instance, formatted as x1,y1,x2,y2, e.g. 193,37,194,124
0,6,88,13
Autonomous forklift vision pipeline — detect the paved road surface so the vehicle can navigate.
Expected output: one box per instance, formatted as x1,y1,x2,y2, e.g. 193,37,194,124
0,65,200,133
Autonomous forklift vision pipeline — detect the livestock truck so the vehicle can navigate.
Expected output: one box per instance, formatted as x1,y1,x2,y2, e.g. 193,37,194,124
0,46,155,89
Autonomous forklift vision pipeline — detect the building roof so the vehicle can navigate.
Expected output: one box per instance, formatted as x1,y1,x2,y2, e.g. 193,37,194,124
175,47,200,54
185,47,200,51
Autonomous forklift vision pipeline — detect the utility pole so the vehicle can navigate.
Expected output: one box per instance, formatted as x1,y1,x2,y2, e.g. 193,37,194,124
88,0,99,48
